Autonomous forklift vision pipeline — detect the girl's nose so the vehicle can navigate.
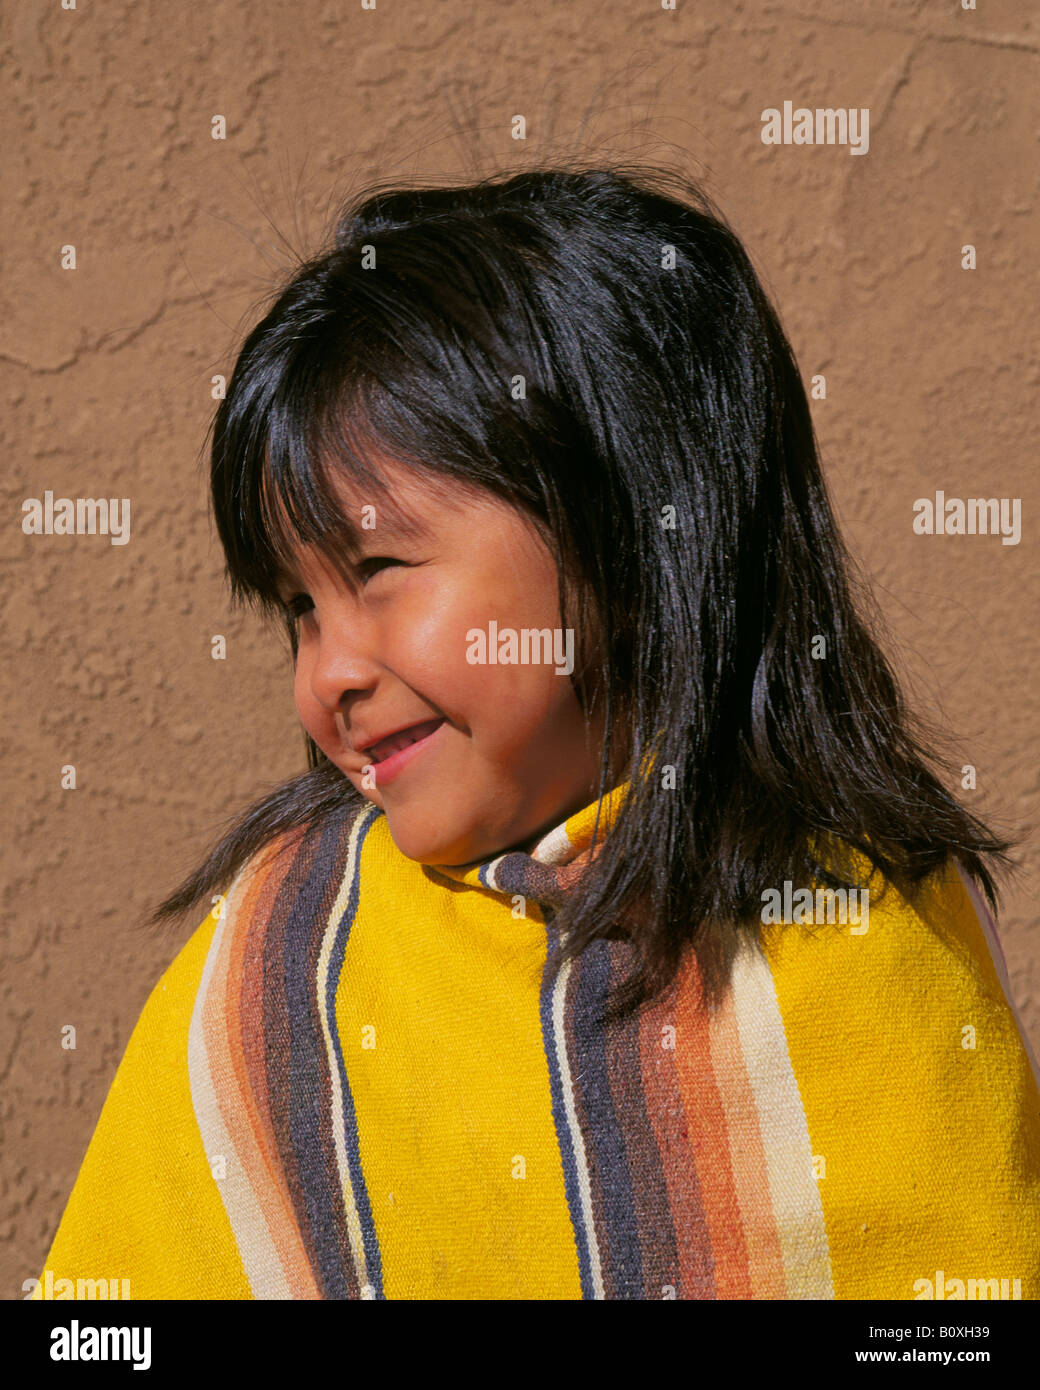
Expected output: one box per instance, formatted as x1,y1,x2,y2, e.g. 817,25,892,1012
305,614,380,713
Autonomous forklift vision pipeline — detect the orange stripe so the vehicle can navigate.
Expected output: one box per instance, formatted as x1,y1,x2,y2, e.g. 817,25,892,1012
219,846,318,1297
204,840,320,1298
706,974,787,1297
638,987,715,1297
671,950,754,1298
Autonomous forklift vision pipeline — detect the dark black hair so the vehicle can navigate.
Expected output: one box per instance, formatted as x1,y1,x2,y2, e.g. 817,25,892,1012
152,160,1011,1019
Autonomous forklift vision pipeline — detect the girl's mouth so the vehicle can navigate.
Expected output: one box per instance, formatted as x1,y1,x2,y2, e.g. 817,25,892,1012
363,718,446,784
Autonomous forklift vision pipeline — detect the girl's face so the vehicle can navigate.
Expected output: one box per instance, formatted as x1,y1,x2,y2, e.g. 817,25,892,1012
277,455,611,866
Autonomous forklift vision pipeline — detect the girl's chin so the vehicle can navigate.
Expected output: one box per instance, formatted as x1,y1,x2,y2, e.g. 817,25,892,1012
381,807,495,869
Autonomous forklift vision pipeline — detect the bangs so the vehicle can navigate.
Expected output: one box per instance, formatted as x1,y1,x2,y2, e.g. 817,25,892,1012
216,352,453,621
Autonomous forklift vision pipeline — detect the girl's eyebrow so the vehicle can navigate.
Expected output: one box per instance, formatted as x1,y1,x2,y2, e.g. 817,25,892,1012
266,487,442,599
269,526,413,598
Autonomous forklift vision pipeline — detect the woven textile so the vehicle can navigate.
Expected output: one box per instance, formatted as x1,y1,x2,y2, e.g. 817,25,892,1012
37,785,1040,1299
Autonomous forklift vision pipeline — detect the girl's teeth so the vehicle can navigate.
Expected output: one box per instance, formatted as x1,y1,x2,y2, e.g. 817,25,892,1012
369,720,439,761
383,732,417,757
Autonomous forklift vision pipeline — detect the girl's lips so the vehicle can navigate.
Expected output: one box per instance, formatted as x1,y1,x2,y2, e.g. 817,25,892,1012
364,718,446,785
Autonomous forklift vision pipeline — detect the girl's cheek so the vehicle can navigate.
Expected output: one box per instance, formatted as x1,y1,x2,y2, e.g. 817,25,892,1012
292,654,332,750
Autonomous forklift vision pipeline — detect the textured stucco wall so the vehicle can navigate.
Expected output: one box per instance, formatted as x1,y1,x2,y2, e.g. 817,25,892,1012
3,0,1037,1298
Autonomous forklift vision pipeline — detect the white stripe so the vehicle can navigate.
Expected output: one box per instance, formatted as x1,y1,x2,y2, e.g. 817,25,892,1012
729,938,834,1299
530,820,577,865
316,805,383,1296
187,870,294,1298
550,951,605,1298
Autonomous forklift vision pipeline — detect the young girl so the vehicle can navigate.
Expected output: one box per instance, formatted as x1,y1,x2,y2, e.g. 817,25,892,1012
36,163,1040,1301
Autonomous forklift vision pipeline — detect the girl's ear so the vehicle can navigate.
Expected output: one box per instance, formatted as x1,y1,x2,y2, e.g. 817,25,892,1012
567,589,631,786
561,581,603,702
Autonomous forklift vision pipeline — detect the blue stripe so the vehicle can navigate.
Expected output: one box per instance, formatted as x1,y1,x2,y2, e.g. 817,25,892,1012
539,922,598,1299
571,939,645,1297
282,816,358,1295
324,804,385,1298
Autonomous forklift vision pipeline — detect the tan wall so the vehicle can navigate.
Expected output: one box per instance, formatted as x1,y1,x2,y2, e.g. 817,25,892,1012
4,0,1036,1296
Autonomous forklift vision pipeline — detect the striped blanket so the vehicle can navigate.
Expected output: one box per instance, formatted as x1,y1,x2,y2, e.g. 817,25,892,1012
37,786,1040,1299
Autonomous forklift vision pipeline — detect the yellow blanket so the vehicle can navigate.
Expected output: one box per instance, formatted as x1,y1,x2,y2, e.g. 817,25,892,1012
33,788,1040,1299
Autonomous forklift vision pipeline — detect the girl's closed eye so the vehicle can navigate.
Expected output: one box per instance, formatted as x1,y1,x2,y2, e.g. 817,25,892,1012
357,556,408,582
282,557,409,618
